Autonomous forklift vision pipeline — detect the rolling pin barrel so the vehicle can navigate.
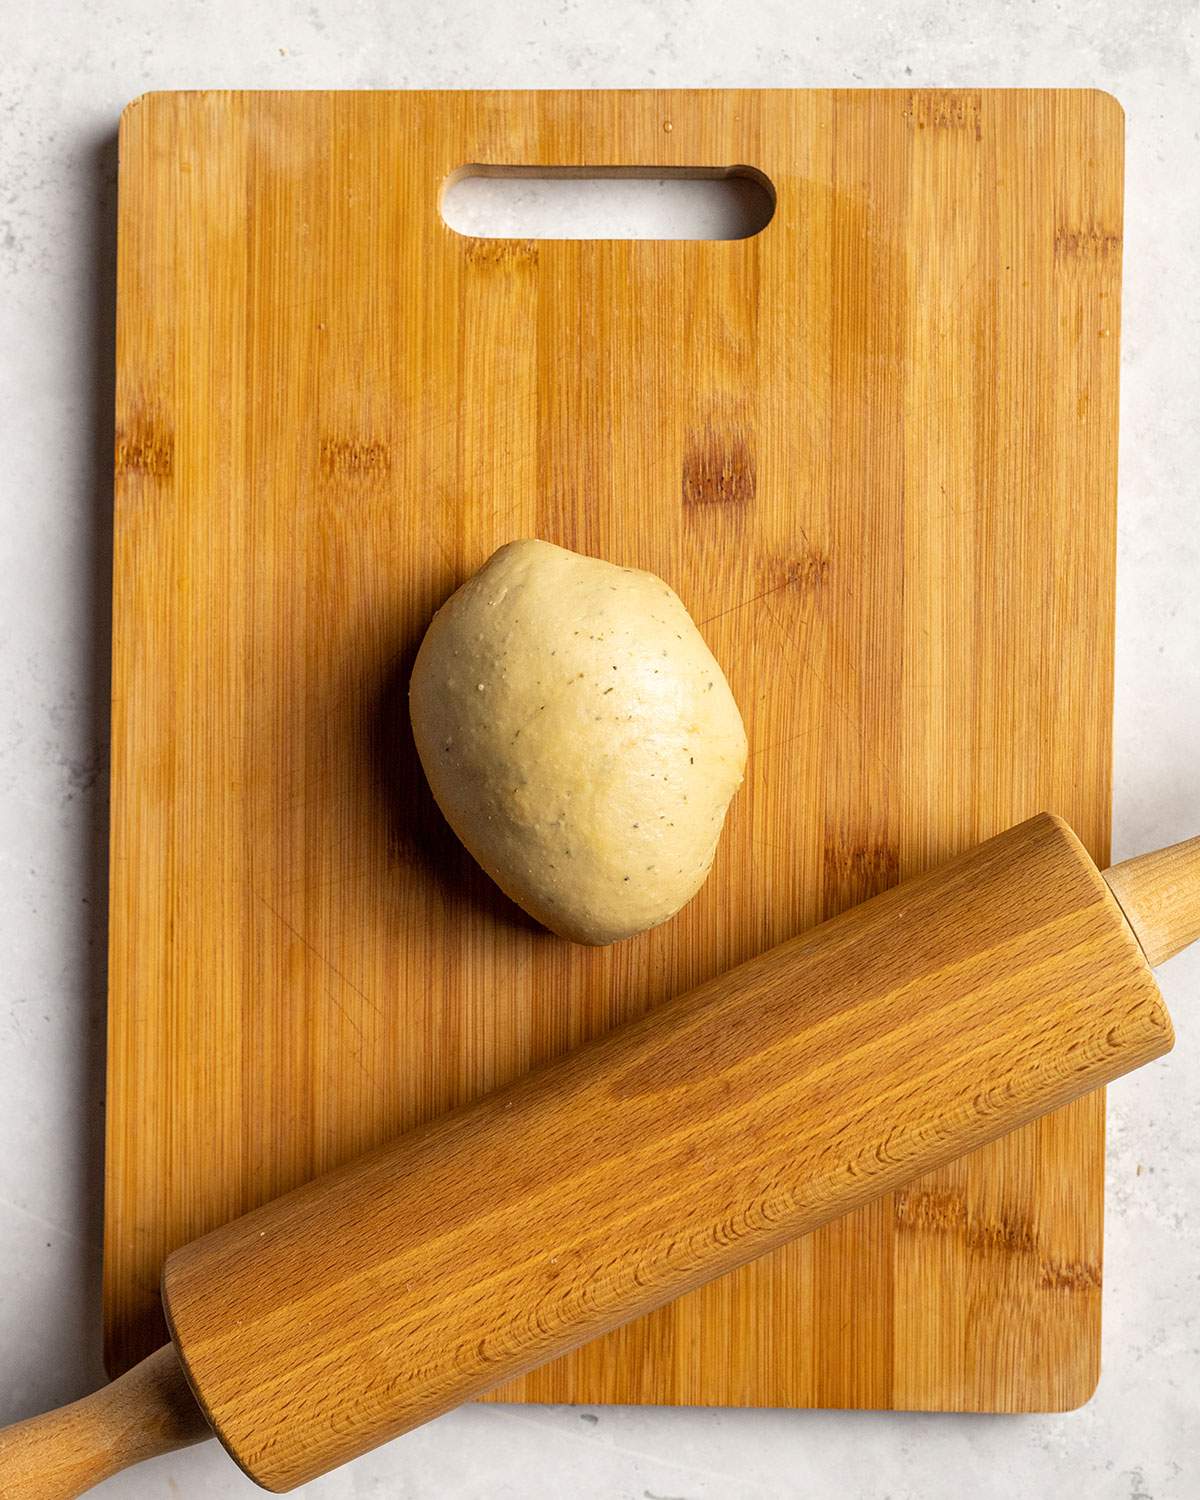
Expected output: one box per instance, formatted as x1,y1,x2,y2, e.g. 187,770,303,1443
161,813,1175,1491
1,812,1192,1497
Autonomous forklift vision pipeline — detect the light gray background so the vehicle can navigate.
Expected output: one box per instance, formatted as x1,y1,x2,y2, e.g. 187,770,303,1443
2,2,1197,1496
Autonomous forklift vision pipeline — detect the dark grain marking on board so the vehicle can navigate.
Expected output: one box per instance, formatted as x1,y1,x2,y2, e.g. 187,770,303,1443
903,90,983,142
895,1189,968,1234
682,416,756,509
1055,224,1122,261
115,427,174,478
823,835,901,901
965,1212,1038,1257
768,547,830,599
1039,1259,1102,1293
464,238,539,269
320,437,393,475
896,1190,1101,1289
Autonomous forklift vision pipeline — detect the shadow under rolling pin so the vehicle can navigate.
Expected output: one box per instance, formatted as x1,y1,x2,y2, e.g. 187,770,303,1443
1,812,1197,1497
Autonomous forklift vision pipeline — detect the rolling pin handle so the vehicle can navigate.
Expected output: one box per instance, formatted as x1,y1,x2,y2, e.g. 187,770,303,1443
0,1344,210,1499
1104,834,1200,967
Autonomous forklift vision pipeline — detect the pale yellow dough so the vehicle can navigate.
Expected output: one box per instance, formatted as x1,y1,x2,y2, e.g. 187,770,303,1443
409,539,748,944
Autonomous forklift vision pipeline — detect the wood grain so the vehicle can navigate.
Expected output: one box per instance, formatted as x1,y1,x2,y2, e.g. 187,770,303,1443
0,1346,208,1499
106,88,1126,1411
1104,835,1200,966
161,814,1171,1492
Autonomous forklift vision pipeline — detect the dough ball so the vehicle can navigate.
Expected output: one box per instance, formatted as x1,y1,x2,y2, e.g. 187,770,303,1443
409,539,747,945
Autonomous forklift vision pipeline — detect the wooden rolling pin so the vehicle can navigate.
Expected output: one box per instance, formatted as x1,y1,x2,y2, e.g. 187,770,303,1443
2,813,1197,1496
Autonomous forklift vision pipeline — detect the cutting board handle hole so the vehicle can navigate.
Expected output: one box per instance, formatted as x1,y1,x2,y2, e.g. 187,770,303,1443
440,166,775,241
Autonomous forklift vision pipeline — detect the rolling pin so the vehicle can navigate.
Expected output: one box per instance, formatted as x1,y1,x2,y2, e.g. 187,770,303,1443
1,813,1196,1497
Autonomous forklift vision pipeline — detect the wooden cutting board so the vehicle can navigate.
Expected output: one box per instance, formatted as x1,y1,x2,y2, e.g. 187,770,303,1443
105,88,1123,1411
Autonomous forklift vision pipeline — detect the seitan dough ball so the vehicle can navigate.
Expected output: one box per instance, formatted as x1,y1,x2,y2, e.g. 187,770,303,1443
409,539,747,944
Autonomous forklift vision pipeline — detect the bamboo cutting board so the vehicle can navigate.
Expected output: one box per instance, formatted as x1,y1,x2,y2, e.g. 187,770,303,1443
105,89,1124,1411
